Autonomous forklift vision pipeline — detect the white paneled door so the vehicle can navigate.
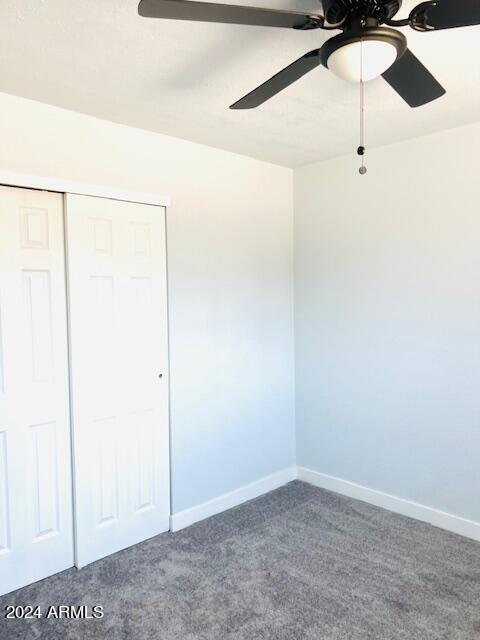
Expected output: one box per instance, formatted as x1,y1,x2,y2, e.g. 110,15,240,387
66,195,170,567
0,186,74,596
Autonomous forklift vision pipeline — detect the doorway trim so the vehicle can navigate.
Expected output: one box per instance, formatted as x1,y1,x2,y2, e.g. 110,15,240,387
0,171,171,207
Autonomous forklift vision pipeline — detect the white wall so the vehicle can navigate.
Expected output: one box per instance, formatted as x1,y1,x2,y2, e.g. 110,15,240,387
0,91,296,514
6,88,479,531
294,121,480,524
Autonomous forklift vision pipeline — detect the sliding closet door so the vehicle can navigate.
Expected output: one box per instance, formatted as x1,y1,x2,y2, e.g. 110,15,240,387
66,194,170,568
0,186,73,596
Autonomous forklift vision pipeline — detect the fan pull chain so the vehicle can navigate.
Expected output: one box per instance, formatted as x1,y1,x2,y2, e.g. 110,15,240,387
358,39,367,175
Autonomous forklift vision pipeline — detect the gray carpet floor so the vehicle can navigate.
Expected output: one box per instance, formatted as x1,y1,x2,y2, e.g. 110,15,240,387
1,481,480,640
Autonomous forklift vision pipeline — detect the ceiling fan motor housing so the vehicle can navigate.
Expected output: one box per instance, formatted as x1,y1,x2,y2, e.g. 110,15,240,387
321,0,402,27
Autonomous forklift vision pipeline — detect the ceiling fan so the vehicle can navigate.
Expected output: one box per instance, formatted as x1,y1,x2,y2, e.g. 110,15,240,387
138,0,480,109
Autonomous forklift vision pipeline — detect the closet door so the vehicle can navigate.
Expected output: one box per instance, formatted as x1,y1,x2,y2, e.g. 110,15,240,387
65,194,170,568
0,186,73,596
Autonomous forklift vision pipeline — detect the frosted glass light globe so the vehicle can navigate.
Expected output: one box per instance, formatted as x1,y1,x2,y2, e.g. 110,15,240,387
327,40,398,82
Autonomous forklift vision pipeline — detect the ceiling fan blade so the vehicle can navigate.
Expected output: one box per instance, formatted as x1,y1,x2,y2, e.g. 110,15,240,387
412,0,480,30
230,49,322,109
382,49,445,108
138,0,324,30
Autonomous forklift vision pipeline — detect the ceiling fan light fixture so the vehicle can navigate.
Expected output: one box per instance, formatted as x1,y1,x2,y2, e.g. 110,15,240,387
327,39,398,82
320,26,407,83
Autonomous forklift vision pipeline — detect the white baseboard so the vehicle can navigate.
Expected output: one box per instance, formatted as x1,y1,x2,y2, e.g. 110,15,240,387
297,466,480,543
170,467,297,532
170,465,480,544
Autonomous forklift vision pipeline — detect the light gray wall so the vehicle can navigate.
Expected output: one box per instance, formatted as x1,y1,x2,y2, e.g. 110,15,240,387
5,90,478,526
0,92,296,514
294,122,480,523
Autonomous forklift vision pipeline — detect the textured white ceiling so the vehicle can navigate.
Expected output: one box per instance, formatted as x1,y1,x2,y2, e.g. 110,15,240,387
0,0,479,167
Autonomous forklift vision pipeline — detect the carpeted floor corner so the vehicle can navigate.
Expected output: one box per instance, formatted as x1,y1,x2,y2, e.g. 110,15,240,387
1,480,480,639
